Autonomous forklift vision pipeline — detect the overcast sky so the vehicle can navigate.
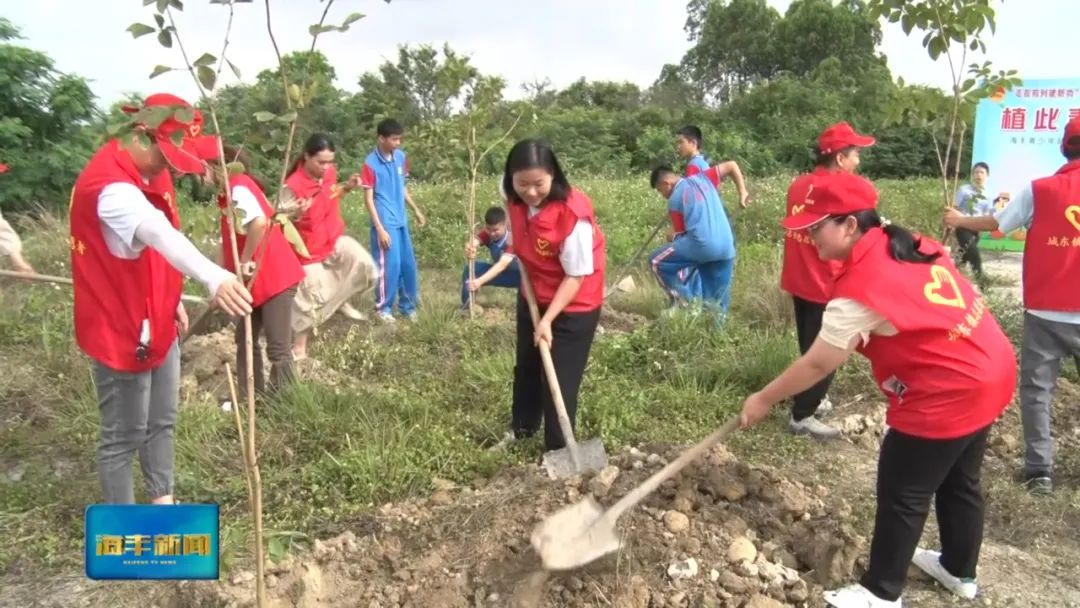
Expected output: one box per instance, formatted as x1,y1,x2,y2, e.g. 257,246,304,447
4,0,1077,107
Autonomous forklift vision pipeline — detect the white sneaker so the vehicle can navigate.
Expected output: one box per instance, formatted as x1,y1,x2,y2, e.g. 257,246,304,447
377,312,396,323
404,311,419,323
825,584,902,607
789,414,841,440
912,548,977,600
338,303,367,321
816,394,834,416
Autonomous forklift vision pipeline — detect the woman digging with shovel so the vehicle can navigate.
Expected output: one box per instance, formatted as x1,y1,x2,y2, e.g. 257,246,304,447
740,171,1016,607
500,139,606,460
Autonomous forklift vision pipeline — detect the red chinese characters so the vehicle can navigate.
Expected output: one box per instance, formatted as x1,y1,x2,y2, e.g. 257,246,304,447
1034,108,1060,131
1001,107,1027,130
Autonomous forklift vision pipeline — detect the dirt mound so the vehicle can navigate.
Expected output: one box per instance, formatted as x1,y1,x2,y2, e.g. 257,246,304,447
599,306,647,334
176,443,864,608
181,328,235,402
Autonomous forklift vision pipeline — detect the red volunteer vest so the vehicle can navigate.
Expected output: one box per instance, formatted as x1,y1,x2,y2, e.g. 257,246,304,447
1023,159,1080,311
218,174,305,308
832,228,1016,439
507,189,606,313
70,141,184,372
284,163,344,264
780,168,843,303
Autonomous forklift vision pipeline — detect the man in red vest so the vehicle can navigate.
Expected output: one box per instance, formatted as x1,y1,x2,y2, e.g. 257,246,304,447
945,114,1080,495
70,93,252,504
782,122,875,440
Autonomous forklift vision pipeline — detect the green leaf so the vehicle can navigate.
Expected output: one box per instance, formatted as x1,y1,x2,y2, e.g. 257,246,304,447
288,83,302,104
174,107,195,124
127,23,156,38
169,0,183,8
226,58,242,79
278,111,298,123
143,0,156,5
900,13,914,35
156,0,169,12
268,536,286,563
308,24,338,36
169,129,185,147
254,111,276,122
136,132,153,150
149,65,173,79
278,216,311,259
960,79,975,93
194,53,217,67
106,121,130,136
226,161,245,175
197,65,217,91
157,29,173,48
341,12,365,27
154,13,165,28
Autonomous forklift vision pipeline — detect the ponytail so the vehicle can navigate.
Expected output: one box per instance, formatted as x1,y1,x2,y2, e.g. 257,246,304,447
847,209,940,264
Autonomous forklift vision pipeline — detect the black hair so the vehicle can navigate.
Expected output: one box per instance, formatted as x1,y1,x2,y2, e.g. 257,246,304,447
824,209,941,264
501,138,572,204
676,125,703,148
377,118,404,137
1065,136,1080,161
649,165,677,189
291,133,335,173
972,161,990,173
814,145,857,168
483,206,506,225
221,144,267,193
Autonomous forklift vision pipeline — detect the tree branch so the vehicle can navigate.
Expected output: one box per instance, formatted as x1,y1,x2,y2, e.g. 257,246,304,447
215,0,236,81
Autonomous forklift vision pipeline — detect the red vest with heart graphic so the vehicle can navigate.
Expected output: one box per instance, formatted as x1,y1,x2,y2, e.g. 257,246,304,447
218,173,306,308
506,188,606,312
285,163,344,264
780,168,844,303
70,140,184,372
831,228,1016,439
1024,159,1080,311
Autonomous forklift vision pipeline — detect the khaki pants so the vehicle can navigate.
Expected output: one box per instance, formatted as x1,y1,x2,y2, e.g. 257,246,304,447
292,235,377,334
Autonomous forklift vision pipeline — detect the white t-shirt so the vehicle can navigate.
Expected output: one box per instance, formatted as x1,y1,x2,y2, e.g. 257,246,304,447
231,185,264,227
95,181,232,295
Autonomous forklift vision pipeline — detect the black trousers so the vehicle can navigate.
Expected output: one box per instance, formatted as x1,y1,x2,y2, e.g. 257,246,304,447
861,424,991,601
512,296,601,451
791,296,834,421
954,227,983,275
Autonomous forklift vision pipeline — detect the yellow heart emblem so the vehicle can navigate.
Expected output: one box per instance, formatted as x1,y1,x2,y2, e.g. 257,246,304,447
1066,205,1080,233
791,204,806,216
923,265,966,309
536,238,550,250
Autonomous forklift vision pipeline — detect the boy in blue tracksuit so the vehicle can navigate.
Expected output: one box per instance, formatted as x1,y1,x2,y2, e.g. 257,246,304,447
648,165,738,314
675,125,709,297
361,118,427,323
461,206,520,308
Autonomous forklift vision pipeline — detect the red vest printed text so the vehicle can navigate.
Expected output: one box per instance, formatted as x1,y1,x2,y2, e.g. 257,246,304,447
507,189,606,312
831,228,1016,439
1024,160,1080,311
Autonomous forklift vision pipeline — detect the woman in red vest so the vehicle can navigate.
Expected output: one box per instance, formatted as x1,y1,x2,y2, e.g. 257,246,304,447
499,139,606,451
280,134,377,360
210,146,306,394
740,172,1016,607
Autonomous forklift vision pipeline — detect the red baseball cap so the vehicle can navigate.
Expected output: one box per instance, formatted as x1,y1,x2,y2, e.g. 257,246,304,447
782,171,879,231
122,93,219,174
818,121,876,155
1065,114,1080,148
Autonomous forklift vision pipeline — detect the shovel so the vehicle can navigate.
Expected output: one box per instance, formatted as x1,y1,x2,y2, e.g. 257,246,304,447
603,216,667,298
530,416,740,571
0,269,206,304
516,263,607,479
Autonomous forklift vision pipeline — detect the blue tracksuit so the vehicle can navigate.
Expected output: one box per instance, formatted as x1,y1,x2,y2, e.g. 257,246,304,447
362,147,419,315
682,154,712,298
649,173,736,312
460,230,520,306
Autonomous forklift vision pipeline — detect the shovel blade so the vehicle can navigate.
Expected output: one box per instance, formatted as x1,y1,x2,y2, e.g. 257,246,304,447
530,497,622,571
541,439,608,479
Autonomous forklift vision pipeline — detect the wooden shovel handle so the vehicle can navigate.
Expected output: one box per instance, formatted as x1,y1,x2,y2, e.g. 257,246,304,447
0,269,205,304
516,262,581,468
604,215,667,297
603,417,741,524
